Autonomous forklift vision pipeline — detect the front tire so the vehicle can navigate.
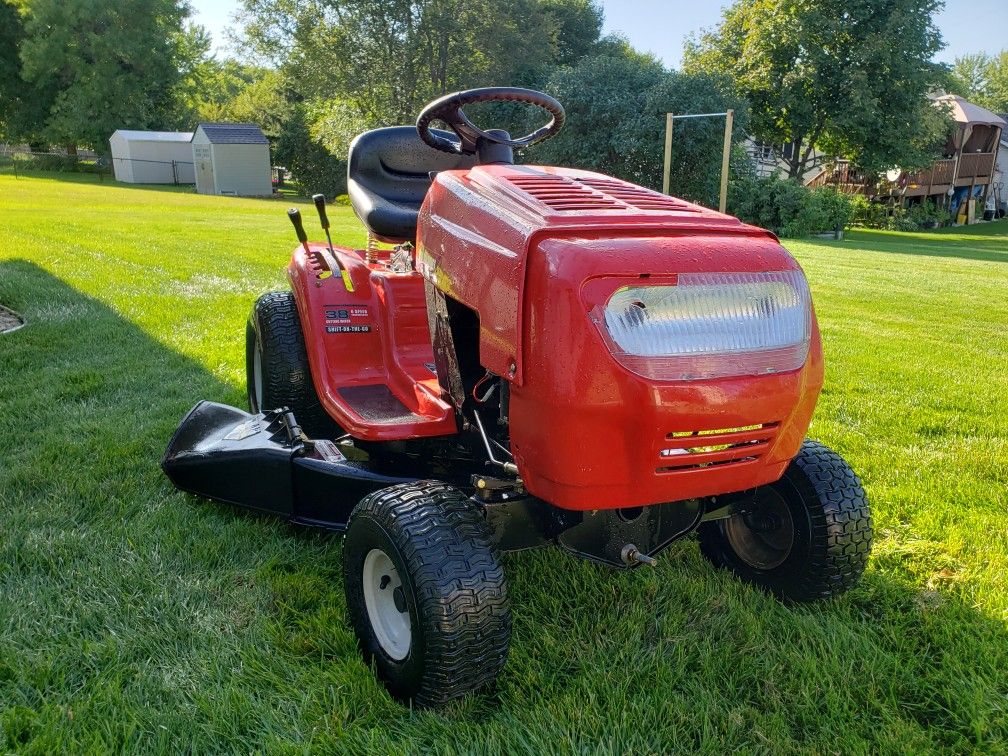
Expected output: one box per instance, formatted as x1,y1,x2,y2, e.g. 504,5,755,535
342,481,510,707
245,291,337,437
698,440,872,602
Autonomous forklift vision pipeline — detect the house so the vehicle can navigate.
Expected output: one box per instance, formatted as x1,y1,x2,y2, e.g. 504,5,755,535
806,95,1005,215
191,123,272,197
744,139,824,183
990,128,1008,216
108,130,195,184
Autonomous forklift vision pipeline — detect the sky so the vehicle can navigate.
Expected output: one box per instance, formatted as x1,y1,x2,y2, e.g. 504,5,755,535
191,0,1006,67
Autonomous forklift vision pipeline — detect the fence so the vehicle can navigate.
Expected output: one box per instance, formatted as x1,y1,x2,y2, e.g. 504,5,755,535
1,145,110,179
0,145,195,185
110,155,195,185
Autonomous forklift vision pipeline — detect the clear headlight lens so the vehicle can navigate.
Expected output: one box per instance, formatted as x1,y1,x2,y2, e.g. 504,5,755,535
598,270,811,380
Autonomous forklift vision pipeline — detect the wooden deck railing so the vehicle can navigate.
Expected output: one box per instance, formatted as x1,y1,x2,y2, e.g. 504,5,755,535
904,158,956,188
809,152,998,195
805,160,872,193
956,152,996,180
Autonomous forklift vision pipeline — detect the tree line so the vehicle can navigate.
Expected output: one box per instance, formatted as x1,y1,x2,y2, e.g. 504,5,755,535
1,0,1005,204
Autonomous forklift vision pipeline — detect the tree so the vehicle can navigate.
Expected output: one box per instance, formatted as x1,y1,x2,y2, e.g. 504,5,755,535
530,43,749,205
949,51,1008,114
684,0,950,178
274,102,356,197
177,56,288,139
240,0,603,124
16,0,196,150
0,1,22,138
173,22,217,121
990,52,1008,114
0,0,51,145
949,53,990,101
539,0,604,66
236,0,605,191
214,70,290,140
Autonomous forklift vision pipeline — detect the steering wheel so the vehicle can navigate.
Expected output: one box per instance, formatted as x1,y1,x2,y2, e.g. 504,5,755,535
416,87,565,155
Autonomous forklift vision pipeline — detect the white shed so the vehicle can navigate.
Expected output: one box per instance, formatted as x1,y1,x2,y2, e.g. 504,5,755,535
191,123,272,197
108,130,196,184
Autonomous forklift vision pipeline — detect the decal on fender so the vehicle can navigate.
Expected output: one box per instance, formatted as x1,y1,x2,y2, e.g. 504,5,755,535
323,304,372,334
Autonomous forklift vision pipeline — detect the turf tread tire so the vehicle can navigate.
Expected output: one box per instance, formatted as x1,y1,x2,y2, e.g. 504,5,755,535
698,440,872,602
246,291,336,437
342,481,510,707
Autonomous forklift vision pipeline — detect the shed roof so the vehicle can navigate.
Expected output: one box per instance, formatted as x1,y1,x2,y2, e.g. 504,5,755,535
112,130,193,142
931,95,1007,128
194,123,270,145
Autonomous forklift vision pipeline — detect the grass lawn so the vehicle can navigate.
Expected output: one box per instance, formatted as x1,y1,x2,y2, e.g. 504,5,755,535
1,173,1006,753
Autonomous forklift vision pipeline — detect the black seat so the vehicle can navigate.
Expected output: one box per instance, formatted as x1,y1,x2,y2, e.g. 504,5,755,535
347,126,478,241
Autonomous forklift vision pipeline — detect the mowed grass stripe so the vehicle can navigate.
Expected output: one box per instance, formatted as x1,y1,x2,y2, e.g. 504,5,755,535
0,173,1005,752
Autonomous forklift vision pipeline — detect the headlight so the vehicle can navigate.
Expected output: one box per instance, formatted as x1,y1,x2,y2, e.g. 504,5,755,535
596,270,811,380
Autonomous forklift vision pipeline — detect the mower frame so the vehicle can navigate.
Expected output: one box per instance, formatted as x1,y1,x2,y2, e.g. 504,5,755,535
163,400,750,567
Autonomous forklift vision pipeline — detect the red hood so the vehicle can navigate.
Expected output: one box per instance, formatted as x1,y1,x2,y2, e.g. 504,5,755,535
417,164,790,384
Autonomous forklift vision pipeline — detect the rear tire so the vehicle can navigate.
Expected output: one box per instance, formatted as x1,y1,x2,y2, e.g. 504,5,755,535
245,291,338,437
698,440,872,602
342,481,510,707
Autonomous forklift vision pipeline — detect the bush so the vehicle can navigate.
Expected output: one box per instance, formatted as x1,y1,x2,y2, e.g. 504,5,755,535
849,194,888,228
906,199,946,229
1,151,111,177
883,206,919,232
31,153,79,171
802,187,852,236
728,176,853,238
274,106,348,198
850,196,948,231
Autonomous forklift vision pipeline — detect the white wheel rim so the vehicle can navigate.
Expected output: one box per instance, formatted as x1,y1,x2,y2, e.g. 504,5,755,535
252,341,264,409
362,548,411,660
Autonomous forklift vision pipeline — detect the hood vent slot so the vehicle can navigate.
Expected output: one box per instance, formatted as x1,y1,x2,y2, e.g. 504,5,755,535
506,173,701,213
575,177,699,212
506,174,622,211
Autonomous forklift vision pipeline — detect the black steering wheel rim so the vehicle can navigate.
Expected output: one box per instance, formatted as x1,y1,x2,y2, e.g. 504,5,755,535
416,87,565,155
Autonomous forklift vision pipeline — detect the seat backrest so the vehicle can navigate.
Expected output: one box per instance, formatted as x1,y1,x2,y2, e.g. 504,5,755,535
347,126,478,241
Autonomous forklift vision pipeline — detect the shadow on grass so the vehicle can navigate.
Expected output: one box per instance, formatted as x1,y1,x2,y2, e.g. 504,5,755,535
0,258,237,495
0,260,1005,751
839,226,1008,264
928,218,1008,238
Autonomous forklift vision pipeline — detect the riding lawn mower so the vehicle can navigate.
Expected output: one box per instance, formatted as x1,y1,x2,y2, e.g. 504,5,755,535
163,87,873,707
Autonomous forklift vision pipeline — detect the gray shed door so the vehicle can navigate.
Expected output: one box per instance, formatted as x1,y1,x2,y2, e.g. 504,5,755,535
195,143,214,193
